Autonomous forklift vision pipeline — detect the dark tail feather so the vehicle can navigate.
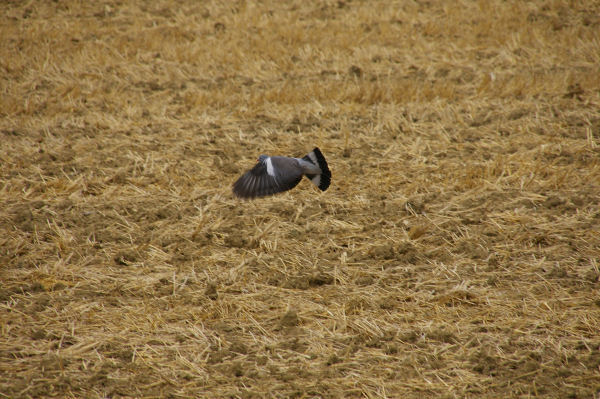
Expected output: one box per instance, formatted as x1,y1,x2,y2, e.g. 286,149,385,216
303,147,331,191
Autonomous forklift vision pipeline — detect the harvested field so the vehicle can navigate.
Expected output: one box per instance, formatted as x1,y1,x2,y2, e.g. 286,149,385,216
2,0,600,397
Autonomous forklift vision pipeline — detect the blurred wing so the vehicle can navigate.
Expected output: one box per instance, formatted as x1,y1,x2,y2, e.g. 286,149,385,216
233,159,303,199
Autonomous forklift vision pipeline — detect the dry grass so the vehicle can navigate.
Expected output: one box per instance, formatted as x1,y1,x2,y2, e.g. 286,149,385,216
1,0,600,398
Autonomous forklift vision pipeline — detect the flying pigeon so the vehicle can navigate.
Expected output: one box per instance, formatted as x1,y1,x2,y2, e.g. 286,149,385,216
232,147,331,199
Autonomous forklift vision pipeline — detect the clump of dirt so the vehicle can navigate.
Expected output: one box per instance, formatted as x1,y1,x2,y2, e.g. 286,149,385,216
283,273,334,289
368,241,417,263
279,310,300,328
113,250,138,266
471,348,499,376
204,282,218,300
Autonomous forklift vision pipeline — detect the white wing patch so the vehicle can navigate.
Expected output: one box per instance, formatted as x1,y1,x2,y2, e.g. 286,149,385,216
265,157,276,177
309,174,321,188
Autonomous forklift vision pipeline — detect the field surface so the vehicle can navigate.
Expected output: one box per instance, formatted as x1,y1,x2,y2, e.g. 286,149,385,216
1,1,600,398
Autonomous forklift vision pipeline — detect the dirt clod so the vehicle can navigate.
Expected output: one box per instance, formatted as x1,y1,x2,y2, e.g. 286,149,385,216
279,310,300,328
204,283,218,300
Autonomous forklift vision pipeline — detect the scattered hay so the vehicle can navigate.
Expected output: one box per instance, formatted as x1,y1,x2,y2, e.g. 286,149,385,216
1,0,600,398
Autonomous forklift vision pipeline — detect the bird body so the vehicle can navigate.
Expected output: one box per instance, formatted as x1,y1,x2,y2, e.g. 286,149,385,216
232,148,331,199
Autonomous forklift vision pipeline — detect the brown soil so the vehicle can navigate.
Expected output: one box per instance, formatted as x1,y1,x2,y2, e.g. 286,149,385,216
1,1,599,398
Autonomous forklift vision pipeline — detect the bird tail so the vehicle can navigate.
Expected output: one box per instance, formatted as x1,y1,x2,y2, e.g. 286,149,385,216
302,147,331,191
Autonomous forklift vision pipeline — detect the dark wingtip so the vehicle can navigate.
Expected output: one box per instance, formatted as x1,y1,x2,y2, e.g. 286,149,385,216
311,147,331,191
232,175,255,199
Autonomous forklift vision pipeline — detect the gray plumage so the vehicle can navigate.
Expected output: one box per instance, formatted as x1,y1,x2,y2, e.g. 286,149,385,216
233,147,331,199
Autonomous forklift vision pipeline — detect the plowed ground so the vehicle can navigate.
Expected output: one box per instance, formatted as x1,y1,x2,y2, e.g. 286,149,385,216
1,1,600,398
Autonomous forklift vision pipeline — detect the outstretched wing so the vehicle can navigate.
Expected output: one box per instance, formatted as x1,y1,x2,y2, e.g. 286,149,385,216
233,157,303,199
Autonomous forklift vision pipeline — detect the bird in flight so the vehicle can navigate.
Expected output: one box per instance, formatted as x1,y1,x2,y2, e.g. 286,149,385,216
232,147,331,199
